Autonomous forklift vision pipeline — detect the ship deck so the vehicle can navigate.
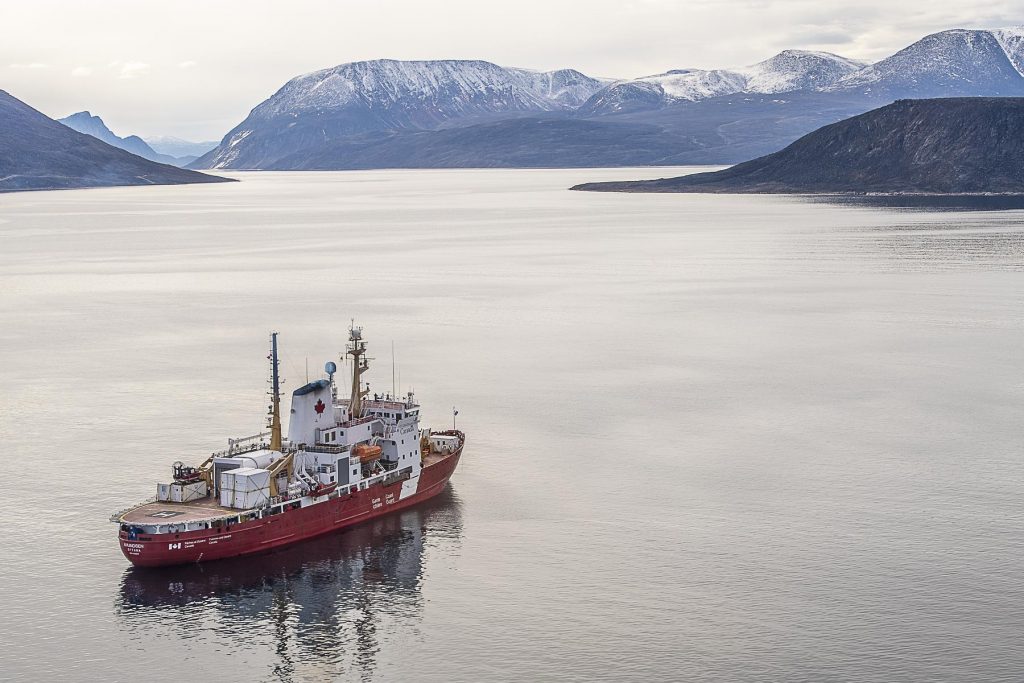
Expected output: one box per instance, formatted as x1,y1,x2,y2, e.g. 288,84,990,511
120,496,235,525
422,451,448,467
119,447,459,526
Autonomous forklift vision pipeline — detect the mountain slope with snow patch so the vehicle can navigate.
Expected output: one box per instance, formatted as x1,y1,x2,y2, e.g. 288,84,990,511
194,59,606,169
992,26,1024,76
580,50,864,115
830,29,1024,97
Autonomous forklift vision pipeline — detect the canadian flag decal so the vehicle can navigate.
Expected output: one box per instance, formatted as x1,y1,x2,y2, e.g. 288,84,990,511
315,399,326,415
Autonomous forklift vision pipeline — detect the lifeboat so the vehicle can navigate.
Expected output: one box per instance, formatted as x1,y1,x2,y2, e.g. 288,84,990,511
308,482,338,498
352,443,383,463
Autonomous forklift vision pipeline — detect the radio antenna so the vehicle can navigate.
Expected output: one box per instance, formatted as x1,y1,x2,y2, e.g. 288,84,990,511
268,332,282,452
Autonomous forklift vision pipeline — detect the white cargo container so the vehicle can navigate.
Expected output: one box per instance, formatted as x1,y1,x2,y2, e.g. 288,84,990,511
219,487,269,510
176,480,207,502
429,434,459,454
231,467,271,492
165,482,207,503
219,467,271,509
235,488,270,509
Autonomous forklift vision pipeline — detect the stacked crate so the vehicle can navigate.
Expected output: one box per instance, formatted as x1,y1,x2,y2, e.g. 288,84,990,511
219,467,272,509
157,480,207,502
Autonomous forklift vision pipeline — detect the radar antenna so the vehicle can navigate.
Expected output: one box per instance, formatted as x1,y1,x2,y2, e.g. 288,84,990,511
325,360,338,399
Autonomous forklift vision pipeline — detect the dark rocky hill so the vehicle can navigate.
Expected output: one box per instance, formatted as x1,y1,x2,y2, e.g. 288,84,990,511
571,98,1024,194
0,91,232,192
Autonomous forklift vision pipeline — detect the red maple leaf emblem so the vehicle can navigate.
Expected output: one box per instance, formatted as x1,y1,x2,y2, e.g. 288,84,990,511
314,399,326,415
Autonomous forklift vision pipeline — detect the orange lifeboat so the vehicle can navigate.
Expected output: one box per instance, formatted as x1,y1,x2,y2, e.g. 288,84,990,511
352,443,383,462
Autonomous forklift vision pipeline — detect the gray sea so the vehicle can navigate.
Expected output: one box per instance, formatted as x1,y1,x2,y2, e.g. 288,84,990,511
1,169,1022,682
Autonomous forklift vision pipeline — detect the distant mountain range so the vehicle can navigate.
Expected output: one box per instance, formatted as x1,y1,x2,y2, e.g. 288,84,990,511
0,91,231,193
190,26,1024,171
571,98,1024,194
142,135,218,159
57,112,210,167
577,50,867,115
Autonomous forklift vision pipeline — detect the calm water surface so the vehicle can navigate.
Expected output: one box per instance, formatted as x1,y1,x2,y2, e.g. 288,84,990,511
1,169,1022,682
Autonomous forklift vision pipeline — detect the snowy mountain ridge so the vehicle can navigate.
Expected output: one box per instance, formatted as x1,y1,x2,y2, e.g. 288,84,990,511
198,59,607,169
256,59,606,119
581,50,866,114
583,27,1024,114
739,50,868,93
829,28,1024,95
192,25,1024,170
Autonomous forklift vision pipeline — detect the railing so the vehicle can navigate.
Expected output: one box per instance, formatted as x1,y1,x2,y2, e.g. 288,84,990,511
109,496,157,523
339,415,376,428
211,432,271,459
304,444,348,454
211,442,268,459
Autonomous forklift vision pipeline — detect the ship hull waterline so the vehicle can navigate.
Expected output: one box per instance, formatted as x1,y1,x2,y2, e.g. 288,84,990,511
119,447,461,568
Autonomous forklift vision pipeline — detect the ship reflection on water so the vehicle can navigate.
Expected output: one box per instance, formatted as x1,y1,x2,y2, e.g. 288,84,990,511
117,488,464,681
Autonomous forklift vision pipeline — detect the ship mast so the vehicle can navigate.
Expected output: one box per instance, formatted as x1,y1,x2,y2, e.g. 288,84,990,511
347,322,370,417
268,331,283,452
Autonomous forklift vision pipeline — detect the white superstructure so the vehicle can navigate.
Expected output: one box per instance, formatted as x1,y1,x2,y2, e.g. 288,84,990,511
147,324,429,522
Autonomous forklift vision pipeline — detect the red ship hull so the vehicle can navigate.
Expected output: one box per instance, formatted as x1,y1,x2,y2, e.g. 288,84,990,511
119,447,462,568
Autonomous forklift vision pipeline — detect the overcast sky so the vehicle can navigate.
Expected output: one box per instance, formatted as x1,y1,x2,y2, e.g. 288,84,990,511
1,0,1021,141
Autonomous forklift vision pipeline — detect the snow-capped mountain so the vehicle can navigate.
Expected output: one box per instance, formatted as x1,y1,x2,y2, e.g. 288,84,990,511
578,68,744,114
739,50,867,93
580,50,864,115
194,59,606,169
831,28,1024,97
256,59,603,119
192,26,1024,171
582,28,1024,115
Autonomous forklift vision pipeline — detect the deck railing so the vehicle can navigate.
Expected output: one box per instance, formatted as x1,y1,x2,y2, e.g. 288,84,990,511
304,444,349,454
210,431,271,459
109,496,157,523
